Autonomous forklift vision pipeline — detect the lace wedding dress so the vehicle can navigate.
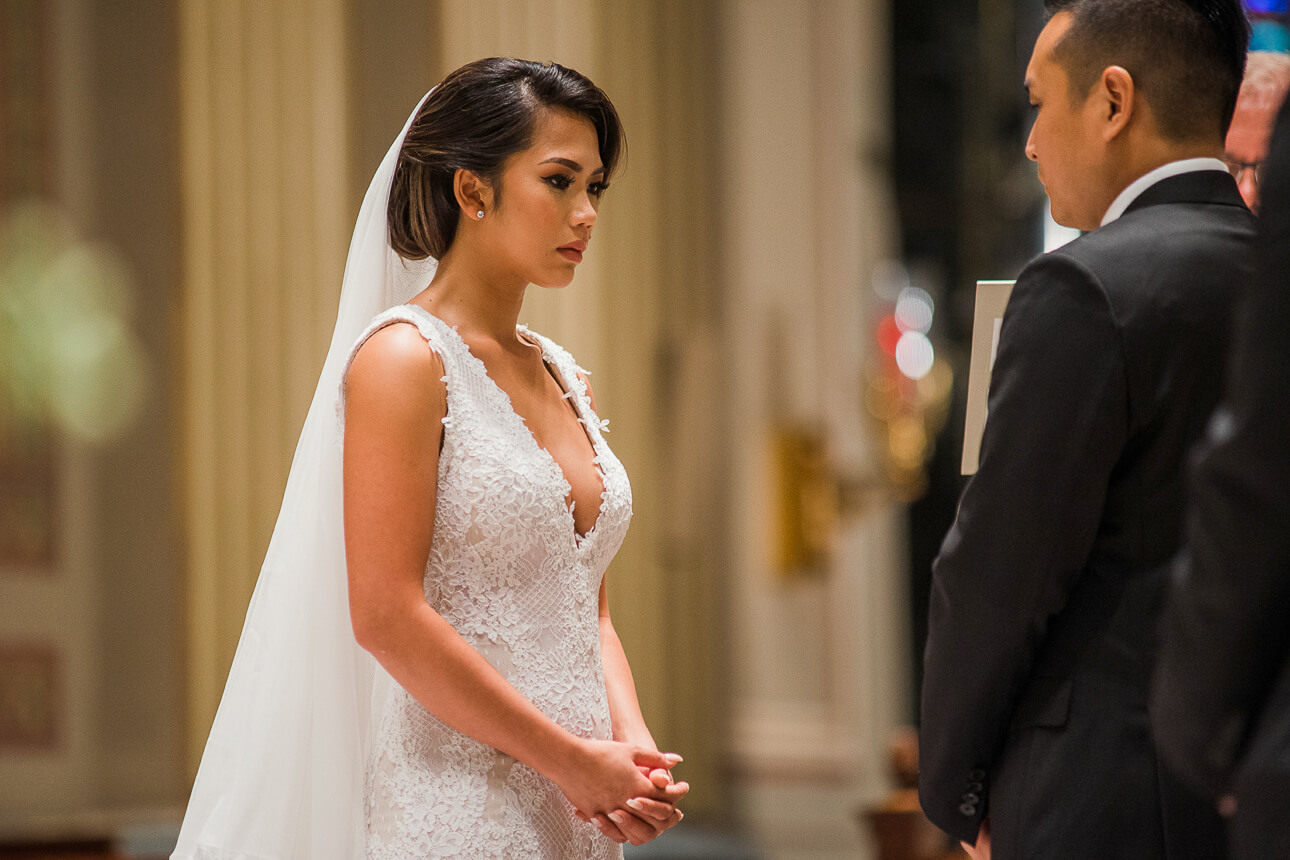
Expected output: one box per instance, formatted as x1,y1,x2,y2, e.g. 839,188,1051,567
344,304,631,860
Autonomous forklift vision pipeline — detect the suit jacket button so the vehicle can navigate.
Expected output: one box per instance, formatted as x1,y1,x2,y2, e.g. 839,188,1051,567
969,769,986,781
960,803,977,816
963,793,979,804
968,782,983,792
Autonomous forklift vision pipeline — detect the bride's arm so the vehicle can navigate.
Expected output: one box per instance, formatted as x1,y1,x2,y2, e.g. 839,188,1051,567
343,323,675,830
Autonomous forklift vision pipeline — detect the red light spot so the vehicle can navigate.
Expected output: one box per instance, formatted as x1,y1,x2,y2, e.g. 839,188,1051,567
877,315,901,356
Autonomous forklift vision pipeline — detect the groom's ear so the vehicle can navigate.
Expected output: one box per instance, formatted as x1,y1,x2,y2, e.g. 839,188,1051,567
453,169,493,218
1098,65,1136,143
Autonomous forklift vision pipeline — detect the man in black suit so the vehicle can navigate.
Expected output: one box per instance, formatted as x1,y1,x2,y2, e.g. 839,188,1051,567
1152,95,1290,860
919,2,1253,858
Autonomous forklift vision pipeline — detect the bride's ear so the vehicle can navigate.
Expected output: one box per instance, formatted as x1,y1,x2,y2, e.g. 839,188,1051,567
454,169,493,221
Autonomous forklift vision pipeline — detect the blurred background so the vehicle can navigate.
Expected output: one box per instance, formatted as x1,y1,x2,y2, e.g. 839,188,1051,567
0,1,1285,859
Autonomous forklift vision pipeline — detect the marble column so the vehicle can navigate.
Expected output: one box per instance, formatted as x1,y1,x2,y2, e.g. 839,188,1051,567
717,1,907,857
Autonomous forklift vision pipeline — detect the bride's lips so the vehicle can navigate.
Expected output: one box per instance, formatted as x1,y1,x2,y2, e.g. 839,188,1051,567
557,240,587,263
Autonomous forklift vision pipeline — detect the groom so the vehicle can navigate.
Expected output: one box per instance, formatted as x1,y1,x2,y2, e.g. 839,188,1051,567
919,1,1253,858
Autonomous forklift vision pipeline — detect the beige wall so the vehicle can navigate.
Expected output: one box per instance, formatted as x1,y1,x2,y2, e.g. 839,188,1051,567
84,0,187,809
0,0,186,818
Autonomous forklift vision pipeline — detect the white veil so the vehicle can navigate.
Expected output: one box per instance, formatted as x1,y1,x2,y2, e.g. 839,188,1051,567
173,89,437,860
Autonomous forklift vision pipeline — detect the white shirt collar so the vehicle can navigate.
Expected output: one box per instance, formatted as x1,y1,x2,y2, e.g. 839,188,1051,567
1100,157,1230,226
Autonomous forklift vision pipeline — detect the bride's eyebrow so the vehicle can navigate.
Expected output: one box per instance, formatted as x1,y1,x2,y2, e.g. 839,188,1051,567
539,157,606,176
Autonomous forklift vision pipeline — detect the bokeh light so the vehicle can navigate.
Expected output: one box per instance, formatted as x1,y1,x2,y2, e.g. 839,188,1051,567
894,286,934,334
0,199,149,445
895,331,935,380
877,314,901,356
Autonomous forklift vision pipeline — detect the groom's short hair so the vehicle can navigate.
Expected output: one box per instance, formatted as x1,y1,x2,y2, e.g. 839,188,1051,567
1044,0,1250,144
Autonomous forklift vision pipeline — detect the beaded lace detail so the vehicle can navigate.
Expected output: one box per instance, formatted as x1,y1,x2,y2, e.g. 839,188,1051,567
342,305,631,860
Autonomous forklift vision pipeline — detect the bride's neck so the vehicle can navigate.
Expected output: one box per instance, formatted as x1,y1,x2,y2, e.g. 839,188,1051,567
419,246,527,345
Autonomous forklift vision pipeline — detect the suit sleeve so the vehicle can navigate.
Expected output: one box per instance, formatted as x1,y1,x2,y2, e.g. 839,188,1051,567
919,253,1128,843
1152,100,1290,800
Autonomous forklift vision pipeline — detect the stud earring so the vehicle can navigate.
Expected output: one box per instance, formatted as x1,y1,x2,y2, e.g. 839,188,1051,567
476,210,485,219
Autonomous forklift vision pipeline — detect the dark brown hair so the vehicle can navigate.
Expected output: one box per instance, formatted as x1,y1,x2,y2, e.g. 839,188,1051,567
1044,0,1249,143
387,57,624,261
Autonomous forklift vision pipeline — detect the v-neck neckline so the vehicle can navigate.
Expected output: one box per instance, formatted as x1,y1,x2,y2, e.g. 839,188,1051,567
406,305,607,547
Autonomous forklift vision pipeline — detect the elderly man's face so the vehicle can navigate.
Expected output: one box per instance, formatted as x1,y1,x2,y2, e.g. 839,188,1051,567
1226,94,1281,211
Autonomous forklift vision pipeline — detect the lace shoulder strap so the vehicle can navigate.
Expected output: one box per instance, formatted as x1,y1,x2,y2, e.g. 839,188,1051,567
337,305,459,436
520,327,609,438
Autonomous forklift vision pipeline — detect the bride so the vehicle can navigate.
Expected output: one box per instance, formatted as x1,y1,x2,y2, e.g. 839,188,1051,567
173,58,686,859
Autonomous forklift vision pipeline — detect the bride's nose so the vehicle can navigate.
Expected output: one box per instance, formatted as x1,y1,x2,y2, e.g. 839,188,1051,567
571,192,597,228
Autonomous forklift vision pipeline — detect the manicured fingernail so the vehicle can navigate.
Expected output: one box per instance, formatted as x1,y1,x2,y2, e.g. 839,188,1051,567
664,753,683,763
592,818,606,830
608,811,627,824
626,798,644,811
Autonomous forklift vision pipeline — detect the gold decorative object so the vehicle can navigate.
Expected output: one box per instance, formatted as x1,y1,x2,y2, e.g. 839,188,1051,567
769,426,838,577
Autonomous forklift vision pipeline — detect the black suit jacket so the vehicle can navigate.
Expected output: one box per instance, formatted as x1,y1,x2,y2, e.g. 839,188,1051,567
1153,102,1290,860
920,170,1254,859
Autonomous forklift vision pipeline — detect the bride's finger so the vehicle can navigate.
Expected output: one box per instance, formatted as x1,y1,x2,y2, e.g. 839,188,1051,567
657,780,689,802
592,814,628,844
625,796,676,821
607,809,659,846
647,767,673,787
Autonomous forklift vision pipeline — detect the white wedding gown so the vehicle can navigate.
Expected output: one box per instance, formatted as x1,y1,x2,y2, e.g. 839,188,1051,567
345,304,631,860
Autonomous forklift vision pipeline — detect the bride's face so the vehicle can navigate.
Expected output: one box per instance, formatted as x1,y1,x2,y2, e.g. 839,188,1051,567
488,108,606,288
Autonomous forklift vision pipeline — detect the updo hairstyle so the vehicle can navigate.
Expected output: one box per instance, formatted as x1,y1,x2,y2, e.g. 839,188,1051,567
387,57,624,261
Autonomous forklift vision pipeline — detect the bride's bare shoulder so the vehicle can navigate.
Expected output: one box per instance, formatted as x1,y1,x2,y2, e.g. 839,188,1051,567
346,321,446,414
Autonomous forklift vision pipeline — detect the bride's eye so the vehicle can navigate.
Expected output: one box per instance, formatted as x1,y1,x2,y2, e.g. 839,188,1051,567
589,181,609,198
543,174,574,190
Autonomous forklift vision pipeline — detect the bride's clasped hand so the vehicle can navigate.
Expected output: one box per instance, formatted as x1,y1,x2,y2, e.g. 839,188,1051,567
557,741,688,844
